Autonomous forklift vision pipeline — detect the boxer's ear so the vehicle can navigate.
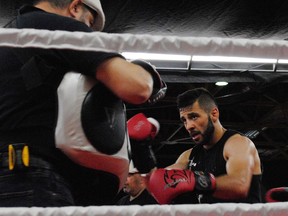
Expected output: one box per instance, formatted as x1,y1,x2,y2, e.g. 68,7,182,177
210,107,219,122
69,0,82,18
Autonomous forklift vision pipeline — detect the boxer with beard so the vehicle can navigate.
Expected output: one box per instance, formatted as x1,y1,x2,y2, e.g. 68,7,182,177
146,88,263,204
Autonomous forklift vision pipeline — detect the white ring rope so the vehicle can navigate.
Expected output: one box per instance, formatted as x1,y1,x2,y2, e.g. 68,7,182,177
0,202,287,216
1,28,288,59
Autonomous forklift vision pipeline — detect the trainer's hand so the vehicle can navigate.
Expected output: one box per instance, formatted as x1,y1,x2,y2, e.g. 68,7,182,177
131,59,167,104
127,113,159,173
265,187,288,202
147,168,216,204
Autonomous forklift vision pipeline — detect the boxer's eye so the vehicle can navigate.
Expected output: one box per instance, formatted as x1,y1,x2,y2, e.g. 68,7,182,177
90,18,95,27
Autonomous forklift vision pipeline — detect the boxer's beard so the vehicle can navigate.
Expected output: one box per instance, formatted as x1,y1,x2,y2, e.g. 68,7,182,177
78,9,93,28
197,117,215,146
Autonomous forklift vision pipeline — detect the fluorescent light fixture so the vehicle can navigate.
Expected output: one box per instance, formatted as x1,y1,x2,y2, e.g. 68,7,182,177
192,56,277,63
122,52,284,63
215,81,228,86
121,52,191,61
278,59,288,64
121,52,288,71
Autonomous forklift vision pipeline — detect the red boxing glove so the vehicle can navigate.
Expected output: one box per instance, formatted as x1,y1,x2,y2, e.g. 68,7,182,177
265,187,288,202
127,113,159,173
147,117,160,139
127,113,160,141
147,168,216,204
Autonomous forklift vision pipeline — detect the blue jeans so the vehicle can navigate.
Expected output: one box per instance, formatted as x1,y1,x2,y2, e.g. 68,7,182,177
0,167,74,207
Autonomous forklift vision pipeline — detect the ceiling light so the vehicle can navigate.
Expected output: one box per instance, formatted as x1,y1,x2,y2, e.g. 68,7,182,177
278,59,288,64
122,52,283,63
215,81,228,86
192,56,277,63
121,52,191,61
121,52,288,72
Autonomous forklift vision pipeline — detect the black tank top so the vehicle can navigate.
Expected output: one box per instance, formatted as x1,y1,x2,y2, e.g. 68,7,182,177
186,130,262,203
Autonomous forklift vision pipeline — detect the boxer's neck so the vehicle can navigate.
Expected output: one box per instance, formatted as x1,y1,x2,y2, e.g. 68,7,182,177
35,2,70,17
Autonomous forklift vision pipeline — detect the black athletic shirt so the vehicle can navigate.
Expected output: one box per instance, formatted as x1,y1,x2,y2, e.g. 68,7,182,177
189,130,262,203
173,130,262,204
0,5,122,164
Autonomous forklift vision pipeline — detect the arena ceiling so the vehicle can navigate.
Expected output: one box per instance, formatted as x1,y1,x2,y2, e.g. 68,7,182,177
1,0,288,189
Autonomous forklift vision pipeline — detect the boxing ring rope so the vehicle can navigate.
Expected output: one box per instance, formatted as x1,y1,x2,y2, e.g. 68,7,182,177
0,203,288,216
1,28,288,214
2,28,288,59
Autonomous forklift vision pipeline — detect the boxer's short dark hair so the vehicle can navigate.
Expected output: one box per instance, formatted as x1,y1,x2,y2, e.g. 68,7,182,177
177,87,217,113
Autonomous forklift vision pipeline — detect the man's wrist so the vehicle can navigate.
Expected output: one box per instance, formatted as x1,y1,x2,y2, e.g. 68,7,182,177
194,171,216,193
